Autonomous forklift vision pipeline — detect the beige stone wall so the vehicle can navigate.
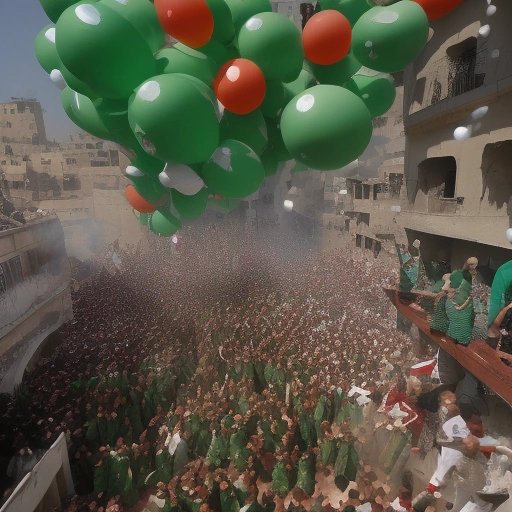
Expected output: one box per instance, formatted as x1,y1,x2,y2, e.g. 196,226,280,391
402,0,512,254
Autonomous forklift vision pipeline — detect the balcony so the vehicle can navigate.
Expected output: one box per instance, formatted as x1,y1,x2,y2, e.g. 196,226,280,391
427,196,459,214
406,43,489,127
384,287,512,407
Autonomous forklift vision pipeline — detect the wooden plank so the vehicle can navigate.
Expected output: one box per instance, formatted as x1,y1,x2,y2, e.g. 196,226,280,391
383,287,512,407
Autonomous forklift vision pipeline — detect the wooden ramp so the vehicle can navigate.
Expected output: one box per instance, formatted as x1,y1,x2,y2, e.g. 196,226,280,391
383,287,512,407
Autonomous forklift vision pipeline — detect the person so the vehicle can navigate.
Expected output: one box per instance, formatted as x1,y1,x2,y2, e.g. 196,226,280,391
486,293,512,366
430,273,452,335
395,239,421,298
445,270,475,346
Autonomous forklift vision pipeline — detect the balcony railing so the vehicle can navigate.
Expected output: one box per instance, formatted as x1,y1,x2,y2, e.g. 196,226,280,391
427,196,459,214
410,48,487,112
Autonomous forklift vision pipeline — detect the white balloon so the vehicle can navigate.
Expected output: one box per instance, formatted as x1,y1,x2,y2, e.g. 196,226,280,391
125,165,144,177
283,200,294,211
506,228,512,243
453,126,472,141
486,4,496,16
50,69,66,90
479,24,491,37
471,106,488,120
159,164,205,196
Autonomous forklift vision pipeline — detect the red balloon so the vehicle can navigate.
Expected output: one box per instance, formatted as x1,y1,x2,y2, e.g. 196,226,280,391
302,10,351,66
412,0,464,21
154,0,214,48
213,58,267,115
125,185,157,213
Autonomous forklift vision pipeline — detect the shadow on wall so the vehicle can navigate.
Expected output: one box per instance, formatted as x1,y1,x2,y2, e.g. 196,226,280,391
480,140,512,227
409,156,457,204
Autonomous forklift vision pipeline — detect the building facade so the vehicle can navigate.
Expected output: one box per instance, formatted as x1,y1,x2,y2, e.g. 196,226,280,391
0,216,72,393
0,99,143,259
400,0,512,271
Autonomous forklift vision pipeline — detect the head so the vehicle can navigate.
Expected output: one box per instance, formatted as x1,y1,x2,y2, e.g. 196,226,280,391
464,257,479,274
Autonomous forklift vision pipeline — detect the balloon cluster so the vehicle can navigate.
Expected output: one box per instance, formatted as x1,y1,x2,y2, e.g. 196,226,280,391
35,0,463,237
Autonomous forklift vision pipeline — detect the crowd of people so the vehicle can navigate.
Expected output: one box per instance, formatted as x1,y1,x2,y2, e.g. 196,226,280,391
1,222,511,512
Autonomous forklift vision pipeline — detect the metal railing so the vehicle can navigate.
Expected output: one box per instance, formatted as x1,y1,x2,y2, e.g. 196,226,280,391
411,47,488,111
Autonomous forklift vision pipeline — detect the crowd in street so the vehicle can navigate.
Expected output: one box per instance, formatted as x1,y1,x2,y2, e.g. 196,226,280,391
1,222,511,512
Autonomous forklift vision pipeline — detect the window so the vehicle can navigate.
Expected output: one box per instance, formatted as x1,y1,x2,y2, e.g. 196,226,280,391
9,256,23,284
109,150,119,166
6,121,11,128
416,157,458,213
481,140,512,214
0,265,7,294
5,145,13,155
63,174,81,191
66,158,77,165
447,37,485,98
0,256,23,293
10,109,15,114
86,143,95,149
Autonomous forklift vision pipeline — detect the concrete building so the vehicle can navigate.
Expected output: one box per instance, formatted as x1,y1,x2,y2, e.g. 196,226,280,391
0,99,143,259
400,0,512,272
271,0,303,28
0,216,72,393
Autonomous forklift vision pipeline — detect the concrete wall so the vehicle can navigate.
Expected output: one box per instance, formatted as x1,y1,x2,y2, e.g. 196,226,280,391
0,433,74,512
0,217,72,392
402,0,512,257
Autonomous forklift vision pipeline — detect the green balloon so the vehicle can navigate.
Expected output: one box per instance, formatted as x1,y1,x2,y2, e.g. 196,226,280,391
224,0,271,32
128,74,220,164
237,12,304,83
197,40,231,70
61,87,111,139
284,69,317,102
150,210,181,237
130,151,166,177
265,118,291,162
171,188,209,219
280,85,373,170
56,2,156,99
35,26,61,73
34,25,96,96
201,140,265,197
128,174,168,204
205,0,235,44
307,51,361,86
101,0,165,53
220,110,268,155
156,46,216,86
352,1,429,73
261,80,287,119
40,0,97,23
318,0,372,26
344,73,396,117
95,98,143,151
260,148,280,176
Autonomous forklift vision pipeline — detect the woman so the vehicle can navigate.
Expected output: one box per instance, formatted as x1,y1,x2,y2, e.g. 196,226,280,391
487,291,512,366
445,270,475,346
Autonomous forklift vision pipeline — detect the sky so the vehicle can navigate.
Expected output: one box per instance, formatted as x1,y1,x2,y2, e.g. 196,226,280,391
0,0,76,141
